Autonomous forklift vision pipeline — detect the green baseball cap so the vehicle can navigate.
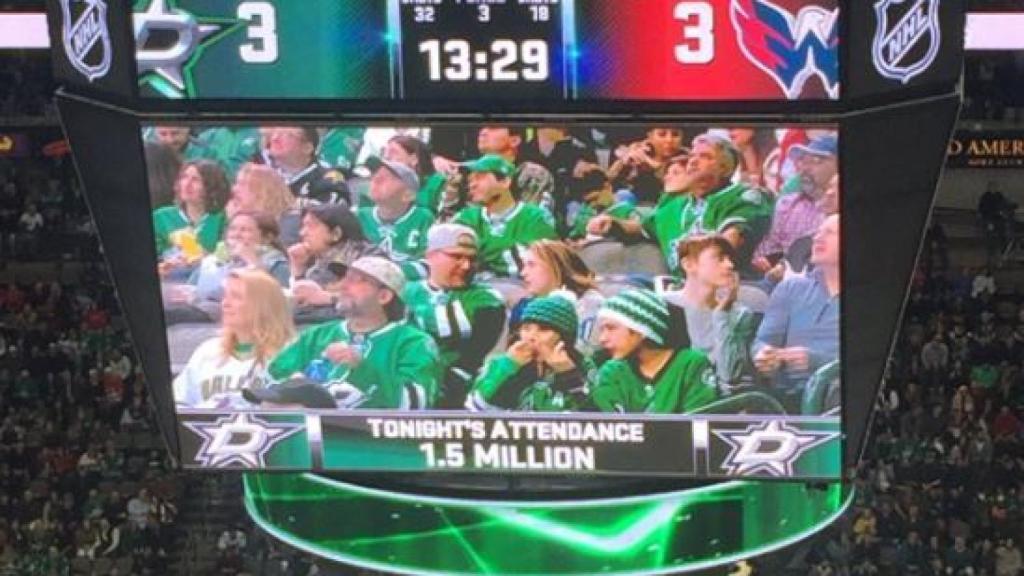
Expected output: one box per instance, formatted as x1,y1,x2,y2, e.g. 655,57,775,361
462,154,516,178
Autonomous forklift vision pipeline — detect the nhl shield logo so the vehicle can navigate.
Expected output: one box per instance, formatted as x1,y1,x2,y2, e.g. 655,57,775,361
60,0,113,82
871,0,941,84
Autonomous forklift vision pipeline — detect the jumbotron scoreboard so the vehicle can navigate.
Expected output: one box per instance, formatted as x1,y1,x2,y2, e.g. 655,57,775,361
47,0,965,573
128,0,839,101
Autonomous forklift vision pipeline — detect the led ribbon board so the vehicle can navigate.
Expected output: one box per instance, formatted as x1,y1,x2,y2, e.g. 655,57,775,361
244,473,852,575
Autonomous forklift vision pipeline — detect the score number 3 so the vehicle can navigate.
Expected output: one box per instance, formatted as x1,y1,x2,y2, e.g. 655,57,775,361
674,1,713,64
238,1,278,64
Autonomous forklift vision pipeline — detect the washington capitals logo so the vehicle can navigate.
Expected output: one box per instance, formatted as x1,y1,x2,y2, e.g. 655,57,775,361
871,0,941,84
60,0,112,82
730,0,840,99
714,420,839,477
184,412,304,469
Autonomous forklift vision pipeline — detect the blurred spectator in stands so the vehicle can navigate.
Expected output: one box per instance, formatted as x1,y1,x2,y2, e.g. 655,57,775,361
979,182,1011,263
475,126,556,212
217,522,246,569
153,126,192,157
921,333,949,386
144,142,182,209
267,127,349,206
752,134,836,279
728,128,778,193
925,223,949,275
382,133,447,215
753,214,841,411
229,162,299,246
973,267,997,299
287,202,380,310
608,127,685,205
0,180,19,259
16,203,44,259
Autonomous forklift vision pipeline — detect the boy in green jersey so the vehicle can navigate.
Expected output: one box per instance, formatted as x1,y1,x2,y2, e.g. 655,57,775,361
260,257,441,410
566,168,639,241
454,155,557,278
591,289,718,413
467,295,589,412
403,224,507,408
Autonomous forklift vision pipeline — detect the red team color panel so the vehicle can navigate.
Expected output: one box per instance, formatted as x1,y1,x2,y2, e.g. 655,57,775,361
574,0,840,100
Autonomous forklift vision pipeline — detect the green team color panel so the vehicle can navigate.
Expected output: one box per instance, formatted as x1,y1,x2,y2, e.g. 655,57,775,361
134,0,393,98
244,474,852,575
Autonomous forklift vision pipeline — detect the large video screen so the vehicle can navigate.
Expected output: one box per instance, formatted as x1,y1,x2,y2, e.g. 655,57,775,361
145,123,842,478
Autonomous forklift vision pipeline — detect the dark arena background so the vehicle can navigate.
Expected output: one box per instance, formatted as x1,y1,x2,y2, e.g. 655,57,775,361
0,0,1023,574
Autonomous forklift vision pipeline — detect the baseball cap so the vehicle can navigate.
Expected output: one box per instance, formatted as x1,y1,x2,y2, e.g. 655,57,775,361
302,202,364,242
346,256,406,297
365,155,420,192
789,134,838,160
461,154,516,178
242,378,336,409
427,223,478,253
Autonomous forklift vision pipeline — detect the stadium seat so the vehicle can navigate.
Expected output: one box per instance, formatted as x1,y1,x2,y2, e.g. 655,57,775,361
71,556,92,575
800,361,841,416
691,391,786,415
579,239,668,277
113,557,133,574
487,277,529,310
167,323,220,374
92,558,112,574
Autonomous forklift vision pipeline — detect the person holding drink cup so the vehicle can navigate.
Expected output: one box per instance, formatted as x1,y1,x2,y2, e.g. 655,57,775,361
154,160,230,281
253,257,441,410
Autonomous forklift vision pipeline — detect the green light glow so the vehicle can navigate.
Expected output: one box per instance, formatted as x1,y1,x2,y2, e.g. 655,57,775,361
244,474,853,575
490,501,681,554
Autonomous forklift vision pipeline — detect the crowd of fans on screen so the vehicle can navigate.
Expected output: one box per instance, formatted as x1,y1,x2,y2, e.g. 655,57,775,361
151,124,840,417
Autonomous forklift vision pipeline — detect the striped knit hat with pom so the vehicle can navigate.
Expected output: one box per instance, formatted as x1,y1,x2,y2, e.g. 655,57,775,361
597,289,670,346
522,294,579,345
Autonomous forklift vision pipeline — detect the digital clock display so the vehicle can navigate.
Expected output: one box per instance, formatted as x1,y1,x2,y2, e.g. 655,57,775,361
397,0,565,99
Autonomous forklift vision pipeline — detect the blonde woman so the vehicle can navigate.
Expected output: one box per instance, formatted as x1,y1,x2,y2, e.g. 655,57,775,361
512,239,604,353
173,269,295,409
229,162,301,246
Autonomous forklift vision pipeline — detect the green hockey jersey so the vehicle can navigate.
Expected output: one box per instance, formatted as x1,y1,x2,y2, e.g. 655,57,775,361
268,319,441,409
590,349,718,414
356,206,435,263
152,206,226,257
567,201,638,240
466,355,589,412
642,183,772,276
454,202,557,277
403,280,507,407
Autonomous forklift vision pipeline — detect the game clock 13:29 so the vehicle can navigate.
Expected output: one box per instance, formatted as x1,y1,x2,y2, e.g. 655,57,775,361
398,0,565,100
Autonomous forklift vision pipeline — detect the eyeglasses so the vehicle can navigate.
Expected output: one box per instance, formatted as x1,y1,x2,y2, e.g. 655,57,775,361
440,250,476,263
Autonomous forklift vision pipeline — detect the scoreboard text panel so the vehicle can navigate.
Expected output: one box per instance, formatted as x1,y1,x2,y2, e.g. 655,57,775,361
133,0,841,100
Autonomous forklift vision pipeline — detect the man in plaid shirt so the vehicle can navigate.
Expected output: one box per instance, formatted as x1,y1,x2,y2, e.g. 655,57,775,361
752,134,837,275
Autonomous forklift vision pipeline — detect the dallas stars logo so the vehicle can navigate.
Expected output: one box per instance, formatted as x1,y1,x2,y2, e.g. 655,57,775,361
133,0,241,96
183,412,304,469
713,420,838,477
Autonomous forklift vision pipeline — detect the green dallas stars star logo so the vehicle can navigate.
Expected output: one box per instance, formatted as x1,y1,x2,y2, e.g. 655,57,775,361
133,0,244,98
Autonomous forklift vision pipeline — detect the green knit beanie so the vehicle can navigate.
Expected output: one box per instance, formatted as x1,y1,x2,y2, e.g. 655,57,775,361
597,289,670,346
522,295,579,345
